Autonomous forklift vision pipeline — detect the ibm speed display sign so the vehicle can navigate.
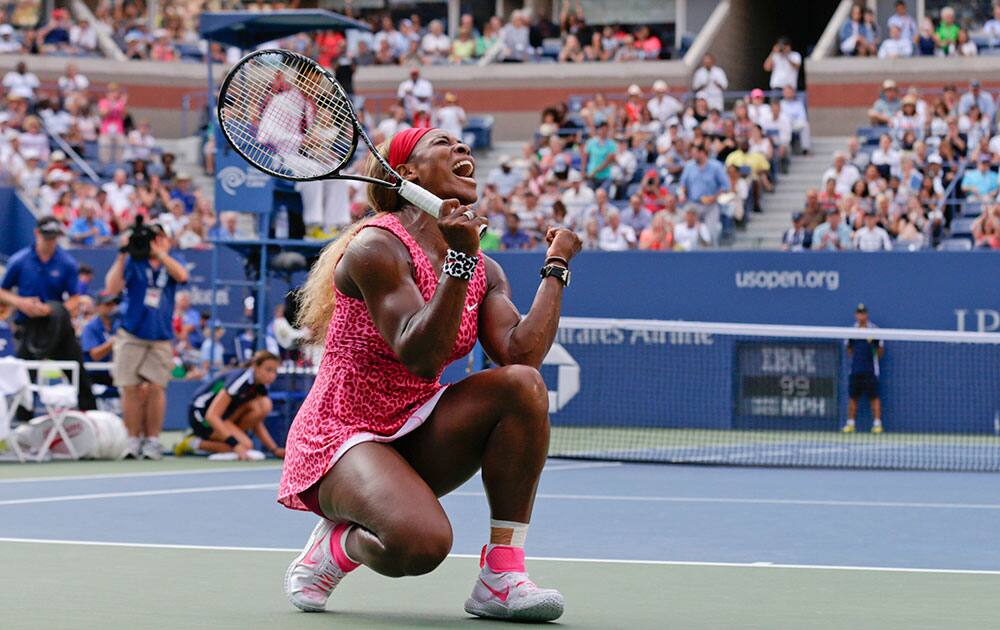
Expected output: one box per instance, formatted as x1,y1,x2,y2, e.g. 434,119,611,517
733,342,841,426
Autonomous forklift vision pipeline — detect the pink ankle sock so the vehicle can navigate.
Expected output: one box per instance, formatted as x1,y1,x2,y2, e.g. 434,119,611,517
481,544,526,573
330,523,360,572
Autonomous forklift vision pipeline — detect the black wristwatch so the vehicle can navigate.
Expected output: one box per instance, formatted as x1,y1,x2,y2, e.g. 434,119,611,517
540,264,571,287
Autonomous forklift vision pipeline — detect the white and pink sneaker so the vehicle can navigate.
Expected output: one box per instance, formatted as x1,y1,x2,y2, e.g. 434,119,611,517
464,545,565,622
284,519,358,612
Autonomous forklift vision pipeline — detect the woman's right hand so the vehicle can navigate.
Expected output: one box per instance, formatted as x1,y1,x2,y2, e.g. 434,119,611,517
545,228,582,263
437,199,486,255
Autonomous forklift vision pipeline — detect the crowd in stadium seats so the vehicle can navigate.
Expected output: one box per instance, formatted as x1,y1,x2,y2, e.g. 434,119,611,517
411,53,805,252
0,4,99,57
840,1,1000,59
791,79,1000,251
0,59,237,251
73,0,674,66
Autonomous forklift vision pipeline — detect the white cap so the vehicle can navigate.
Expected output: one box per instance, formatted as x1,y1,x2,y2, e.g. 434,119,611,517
0,24,13,35
652,79,667,92
927,154,943,165
627,84,642,96
51,150,66,161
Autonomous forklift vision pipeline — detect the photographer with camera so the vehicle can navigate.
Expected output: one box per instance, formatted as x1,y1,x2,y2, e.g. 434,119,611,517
104,217,189,459
763,37,801,91
0,215,97,414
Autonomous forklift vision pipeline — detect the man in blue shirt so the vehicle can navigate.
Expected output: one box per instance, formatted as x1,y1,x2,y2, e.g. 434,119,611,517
104,221,189,459
68,203,112,247
500,213,534,250
960,154,998,201
0,215,96,412
843,303,884,434
678,142,730,244
81,294,120,387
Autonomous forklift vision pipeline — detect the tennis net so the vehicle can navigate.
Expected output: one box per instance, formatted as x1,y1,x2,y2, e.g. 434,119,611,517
543,317,1000,471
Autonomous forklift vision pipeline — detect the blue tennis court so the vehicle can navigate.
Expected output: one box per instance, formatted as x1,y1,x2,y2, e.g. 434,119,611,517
2,458,999,628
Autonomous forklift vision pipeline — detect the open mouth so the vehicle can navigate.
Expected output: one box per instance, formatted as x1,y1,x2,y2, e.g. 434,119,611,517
451,159,475,179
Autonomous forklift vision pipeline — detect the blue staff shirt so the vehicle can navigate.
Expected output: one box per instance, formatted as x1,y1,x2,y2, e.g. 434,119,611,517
0,320,13,357
1,245,79,322
847,323,883,376
81,315,119,362
121,254,185,341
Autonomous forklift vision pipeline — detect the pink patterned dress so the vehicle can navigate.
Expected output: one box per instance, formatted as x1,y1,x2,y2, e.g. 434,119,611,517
278,213,488,511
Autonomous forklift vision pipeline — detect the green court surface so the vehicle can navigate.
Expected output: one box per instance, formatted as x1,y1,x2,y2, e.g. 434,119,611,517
2,540,999,629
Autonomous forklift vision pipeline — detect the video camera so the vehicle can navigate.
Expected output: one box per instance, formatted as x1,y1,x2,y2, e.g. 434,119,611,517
123,215,158,261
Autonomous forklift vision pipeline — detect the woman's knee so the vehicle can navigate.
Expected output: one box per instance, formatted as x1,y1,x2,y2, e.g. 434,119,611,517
496,365,549,418
255,397,273,416
383,518,453,576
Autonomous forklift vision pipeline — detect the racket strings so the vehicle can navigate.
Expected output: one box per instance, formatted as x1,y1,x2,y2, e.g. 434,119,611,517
219,51,358,179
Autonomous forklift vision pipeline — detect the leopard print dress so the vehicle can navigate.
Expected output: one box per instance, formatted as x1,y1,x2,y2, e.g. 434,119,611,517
278,213,488,511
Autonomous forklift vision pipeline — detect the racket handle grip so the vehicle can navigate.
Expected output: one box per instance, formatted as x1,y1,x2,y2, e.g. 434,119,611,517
398,180,444,218
398,180,487,238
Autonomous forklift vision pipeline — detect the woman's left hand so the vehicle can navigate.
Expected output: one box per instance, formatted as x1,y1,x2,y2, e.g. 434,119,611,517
271,447,285,459
545,228,582,263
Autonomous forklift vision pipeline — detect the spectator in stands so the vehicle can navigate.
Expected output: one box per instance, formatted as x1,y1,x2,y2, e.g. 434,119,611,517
98,83,128,163
887,0,918,42
476,16,502,57
397,66,433,127
170,173,197,213
561,171,595,221
647,80,682,125
985,2,1000,44
779,85,811,154
57,62,88,101
578,217,600,250
38,8,72,54
840,3,877,56
102,168,135,219
420,19,450,64
934,6,960,52
868,80,900,126
961,154,999,201
104,221,188,460
70,17,97,54
124,119,156,162
450,23,475,64
0,216,97,413
499,10,531,62
620,193,652,234
823,151,861,197
812,208,851,250
673,206,711,251
972,205,1000,249
487,155,523,199
956,29,977,56
210,211,239,241
582,121,616,188
597,208,636,251
0,24,19,53
691,54,727,112
558,33,585,63
638,210,673,250
583,31,610,62
959,80,995,121
781,212,812,251
878,24,913,58
18,115,48,161
853,210,892,251
433,92,466,141
500,213,533,250
679,142,729,240
3,61,41,102
69,201,112,247
764,37,800,90
377,105,411,140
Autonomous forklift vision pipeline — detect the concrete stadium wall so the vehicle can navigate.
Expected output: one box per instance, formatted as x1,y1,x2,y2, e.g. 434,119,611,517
0,55,689,141
806,56,1000,136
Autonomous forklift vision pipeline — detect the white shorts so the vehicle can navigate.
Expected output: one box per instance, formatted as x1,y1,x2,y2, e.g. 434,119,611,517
328,385,448,471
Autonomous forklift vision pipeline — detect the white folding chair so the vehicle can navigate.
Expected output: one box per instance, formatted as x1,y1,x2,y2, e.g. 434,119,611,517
0,357,32,463
21,360,80,462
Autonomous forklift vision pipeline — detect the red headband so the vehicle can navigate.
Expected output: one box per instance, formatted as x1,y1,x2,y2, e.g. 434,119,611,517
388,127,435,171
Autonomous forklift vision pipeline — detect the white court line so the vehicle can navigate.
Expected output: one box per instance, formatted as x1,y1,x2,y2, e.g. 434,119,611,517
0,460,616,486
0,483,276,506
0,537,998,576
450,491,1000,511
4,481,999,511
0,465,283,485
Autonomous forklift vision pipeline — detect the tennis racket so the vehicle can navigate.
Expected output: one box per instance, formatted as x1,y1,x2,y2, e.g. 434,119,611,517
217,48,455,221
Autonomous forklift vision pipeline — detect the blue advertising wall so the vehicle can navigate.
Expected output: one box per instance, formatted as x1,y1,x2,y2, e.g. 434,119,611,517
0,187,40,258
60,247,1000,434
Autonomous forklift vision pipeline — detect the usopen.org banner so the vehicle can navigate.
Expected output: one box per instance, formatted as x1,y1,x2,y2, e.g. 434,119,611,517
491,251,1000,332
734,269,840,291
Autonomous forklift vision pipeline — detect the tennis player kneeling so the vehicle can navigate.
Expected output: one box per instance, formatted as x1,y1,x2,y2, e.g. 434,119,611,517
278,127,580,622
